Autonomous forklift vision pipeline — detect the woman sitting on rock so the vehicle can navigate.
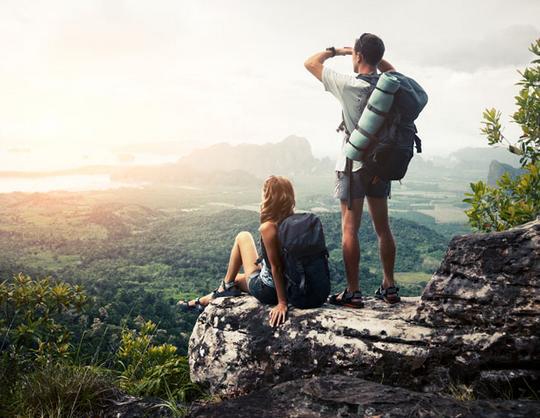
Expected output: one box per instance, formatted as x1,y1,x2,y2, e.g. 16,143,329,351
178,175,295,327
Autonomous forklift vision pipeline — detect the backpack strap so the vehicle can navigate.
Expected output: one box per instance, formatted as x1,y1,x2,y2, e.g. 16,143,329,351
374,85,398,95
259,237,271,267
344,72,381,211
345,73,377,211
346,157,353,210
259,216,291,266
414,135,422,153
337,111,354,211
356,72,379,83
296,259,307,293
366,103,389,117
357,126,379,142
412,125,422,153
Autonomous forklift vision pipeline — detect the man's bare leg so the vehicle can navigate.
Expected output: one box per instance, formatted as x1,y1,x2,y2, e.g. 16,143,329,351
366,196,396,289
340,198,364,293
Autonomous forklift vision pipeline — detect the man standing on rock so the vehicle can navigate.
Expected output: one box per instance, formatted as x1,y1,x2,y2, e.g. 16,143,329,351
304,33,400,307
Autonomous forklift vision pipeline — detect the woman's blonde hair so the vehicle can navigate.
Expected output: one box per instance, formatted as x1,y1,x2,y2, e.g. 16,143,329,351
260,176,295,224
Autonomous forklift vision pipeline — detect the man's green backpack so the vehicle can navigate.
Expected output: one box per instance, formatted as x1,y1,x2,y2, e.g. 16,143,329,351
355,71,428,183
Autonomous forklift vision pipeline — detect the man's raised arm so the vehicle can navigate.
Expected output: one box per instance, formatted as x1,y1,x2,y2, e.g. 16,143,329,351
304,47,352,82
377,59,395,72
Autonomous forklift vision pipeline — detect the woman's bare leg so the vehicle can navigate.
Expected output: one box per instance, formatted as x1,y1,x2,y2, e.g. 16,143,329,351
196,273,248,306
184,231,259,307
224,231,260,283
234,273,249,293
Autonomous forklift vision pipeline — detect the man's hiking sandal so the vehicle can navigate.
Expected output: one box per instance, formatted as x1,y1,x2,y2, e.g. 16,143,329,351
375,285,401,304
212,279,242,298
328,287,364,308
177,297,205,313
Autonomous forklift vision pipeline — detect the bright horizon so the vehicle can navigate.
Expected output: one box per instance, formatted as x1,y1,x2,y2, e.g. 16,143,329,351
1,0,539,171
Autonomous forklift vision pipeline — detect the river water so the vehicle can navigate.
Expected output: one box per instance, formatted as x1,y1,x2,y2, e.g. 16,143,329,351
0,175,144,193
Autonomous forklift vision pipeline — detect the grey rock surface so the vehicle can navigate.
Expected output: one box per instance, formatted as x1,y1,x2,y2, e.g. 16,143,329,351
188,375,540,418
188,220,540,398
415,218,539,332
190,296,439,396
101,393,174,417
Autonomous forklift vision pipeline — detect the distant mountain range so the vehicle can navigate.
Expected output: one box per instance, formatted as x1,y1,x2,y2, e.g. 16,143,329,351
0,136,524,191
404,146,522,183
113,140,198,156
447,147,521,169
178,135,334,178
487,160,526,186
111,135,334,186
111,138,526,192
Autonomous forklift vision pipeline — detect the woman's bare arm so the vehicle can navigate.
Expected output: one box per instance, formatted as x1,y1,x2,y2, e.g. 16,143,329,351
259,221,288,326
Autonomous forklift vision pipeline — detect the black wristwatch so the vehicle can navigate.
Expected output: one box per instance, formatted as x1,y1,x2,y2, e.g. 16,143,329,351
326,46,336,57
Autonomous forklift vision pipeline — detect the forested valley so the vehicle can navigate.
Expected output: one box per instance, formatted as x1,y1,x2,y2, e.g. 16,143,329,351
0,188,467,415
0,189,462,355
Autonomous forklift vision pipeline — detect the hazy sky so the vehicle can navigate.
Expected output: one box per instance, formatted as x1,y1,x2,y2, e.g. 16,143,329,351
0,0,539,162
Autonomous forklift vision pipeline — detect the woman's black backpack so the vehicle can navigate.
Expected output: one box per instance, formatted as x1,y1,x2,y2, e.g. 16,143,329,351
264,213,331,308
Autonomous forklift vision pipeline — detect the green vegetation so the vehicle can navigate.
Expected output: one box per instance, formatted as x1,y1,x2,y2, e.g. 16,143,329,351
0,191,453,359
0,273,201,417
0,181,466,414
394,272,433,295
117,319,203,402
8,364,116,418
394,272,432,283
0,273,86,367
465,39,540,232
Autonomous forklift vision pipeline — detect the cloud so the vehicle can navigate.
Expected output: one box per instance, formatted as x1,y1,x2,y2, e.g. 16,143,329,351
0,0,538,160
414,25,539,72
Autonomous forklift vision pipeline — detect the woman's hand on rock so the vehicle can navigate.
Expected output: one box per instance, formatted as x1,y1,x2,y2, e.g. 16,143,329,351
269,303,287,327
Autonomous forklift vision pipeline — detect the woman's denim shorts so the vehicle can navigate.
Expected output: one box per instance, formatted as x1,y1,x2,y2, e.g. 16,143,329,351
248,269,278,305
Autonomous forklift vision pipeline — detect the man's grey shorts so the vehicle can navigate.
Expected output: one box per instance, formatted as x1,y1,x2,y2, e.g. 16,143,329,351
334,170,391,200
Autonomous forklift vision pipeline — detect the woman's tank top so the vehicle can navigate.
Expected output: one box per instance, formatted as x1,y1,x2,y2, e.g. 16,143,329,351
259,237,275,288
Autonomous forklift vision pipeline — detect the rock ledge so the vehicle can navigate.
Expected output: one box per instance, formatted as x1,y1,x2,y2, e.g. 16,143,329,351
189,220,540,400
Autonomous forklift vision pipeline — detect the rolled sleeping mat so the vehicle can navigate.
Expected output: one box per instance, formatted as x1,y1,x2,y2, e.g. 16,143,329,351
344,72,401,161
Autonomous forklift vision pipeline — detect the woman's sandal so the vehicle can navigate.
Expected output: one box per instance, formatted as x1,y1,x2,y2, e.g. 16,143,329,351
177,297,205,313
374,285,401,304
212,279,242,298
328,287,364,308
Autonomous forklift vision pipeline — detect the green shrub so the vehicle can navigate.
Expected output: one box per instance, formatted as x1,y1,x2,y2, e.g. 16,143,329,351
464,163,540,231
0,273,203,415
0,273,93,416
7,363,116,418
117,318,203,402
464,39,540,231
0,272,87,367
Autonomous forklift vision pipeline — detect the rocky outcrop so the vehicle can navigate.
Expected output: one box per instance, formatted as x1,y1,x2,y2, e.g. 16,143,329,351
415,218,539,331
102,394,173,418
188,375,540,418
189,296,441,396
414,219,539,392
188,220,540,401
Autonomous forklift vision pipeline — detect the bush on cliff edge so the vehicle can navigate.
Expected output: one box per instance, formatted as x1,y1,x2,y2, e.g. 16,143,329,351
464,39,540,232
0,273,202,417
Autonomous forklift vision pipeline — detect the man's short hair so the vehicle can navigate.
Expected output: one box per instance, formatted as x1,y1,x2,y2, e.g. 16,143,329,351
354,33,385,66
